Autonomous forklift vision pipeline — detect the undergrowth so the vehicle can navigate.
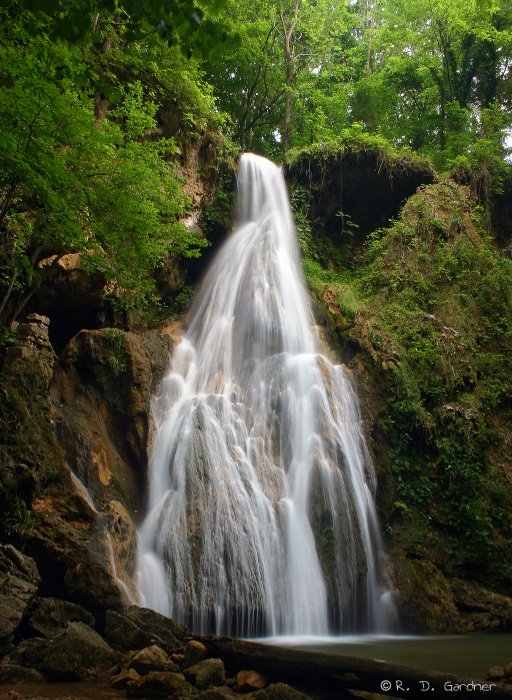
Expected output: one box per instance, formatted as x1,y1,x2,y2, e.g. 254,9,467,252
301,178,512,588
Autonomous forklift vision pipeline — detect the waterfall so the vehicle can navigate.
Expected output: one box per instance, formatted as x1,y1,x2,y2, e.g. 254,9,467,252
137,153,394,637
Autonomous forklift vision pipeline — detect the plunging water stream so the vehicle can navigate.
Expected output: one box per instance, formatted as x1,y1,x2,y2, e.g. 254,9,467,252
137,153,394,637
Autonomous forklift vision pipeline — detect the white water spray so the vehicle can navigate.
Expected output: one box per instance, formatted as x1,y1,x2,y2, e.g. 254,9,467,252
137,153,394,636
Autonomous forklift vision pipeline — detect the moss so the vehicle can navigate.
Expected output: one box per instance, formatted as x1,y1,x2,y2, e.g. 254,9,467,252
101,328,128,378
286,124,435,177
305,179,512,593
287,131,436,281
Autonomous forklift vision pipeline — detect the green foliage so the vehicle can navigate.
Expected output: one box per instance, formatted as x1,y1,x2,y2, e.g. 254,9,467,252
6,0,234,57
171,284,197,313
351,182,512,577
95,31,225,134
0,9,215,324
290,184,313,257
301,170,512,584
337,284,362,320
286,123,434,175
102,328,128,377
204,0,511,180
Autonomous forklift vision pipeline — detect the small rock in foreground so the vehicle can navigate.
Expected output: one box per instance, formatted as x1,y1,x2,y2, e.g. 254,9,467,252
110,668,141,689
236,669,267,692
182,639,207,669
184,658,226,689
487,665,505,681
127,671,193,697
128,644,179,674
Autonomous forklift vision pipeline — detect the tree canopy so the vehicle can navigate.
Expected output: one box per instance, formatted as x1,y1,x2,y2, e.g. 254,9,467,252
0,1,226,324
207,0,512,167
1,0,511,326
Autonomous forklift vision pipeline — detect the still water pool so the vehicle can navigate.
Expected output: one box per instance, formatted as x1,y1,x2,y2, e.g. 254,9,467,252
262,634,512,680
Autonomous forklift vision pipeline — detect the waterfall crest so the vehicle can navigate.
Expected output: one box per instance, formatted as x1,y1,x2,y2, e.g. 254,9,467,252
137,153,393,636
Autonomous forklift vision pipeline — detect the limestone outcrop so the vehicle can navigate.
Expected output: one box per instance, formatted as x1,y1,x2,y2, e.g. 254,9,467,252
51,327,174,515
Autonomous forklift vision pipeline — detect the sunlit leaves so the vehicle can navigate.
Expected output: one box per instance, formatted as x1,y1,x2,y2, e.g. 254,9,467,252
0,29,206,318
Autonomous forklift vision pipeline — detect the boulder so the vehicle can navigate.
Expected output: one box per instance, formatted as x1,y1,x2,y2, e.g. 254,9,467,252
236,669,267,692
10,621,118,680
0,545,40,651
125,606,187,646
24,596,94,637
505,661,512,678
51,327,174,516
8,637,54,668
105,608,184,654
105,610,152,651
126,671,193,697
128,645,179,674
0,663,46,684
182,640,207,669
184,658,226,690
110,668,141,689
487,666,505,681
38,621,119,680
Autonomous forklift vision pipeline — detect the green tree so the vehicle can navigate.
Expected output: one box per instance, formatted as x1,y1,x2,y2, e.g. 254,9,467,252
347,0,512,168
0,13,208,325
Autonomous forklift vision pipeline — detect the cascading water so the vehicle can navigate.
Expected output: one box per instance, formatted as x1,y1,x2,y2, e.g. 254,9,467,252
137,153,394,637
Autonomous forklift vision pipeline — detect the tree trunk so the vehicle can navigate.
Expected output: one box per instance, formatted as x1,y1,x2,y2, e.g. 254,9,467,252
279,1,300,153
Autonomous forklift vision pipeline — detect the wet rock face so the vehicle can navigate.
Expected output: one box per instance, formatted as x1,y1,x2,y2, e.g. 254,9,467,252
154,253,187,303
103,499,138,600
391,555,512,633
0,318,132,614
0,545,40,652
26,490,126,614
51,327,174,516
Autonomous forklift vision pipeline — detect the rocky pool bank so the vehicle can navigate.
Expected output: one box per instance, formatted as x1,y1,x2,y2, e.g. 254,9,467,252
2,543,512,700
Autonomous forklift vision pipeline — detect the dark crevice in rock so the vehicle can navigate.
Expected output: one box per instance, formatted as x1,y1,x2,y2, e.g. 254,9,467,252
286,148,435,255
